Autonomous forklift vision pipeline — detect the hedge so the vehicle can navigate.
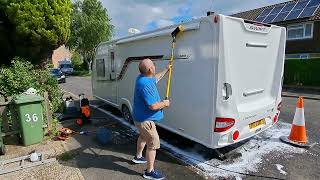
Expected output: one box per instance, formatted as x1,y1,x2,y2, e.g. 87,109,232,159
284,58,320,86
0,58,63,113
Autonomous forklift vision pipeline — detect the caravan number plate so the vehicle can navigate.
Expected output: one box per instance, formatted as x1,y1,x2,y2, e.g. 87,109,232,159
249,119,266,129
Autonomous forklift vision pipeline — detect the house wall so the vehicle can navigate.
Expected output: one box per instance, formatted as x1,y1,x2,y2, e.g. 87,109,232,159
51,45,72,68
283,21,320,55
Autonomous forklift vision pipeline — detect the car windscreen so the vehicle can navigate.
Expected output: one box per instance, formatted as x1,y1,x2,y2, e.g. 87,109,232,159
60,64,72,68
50,69,60,75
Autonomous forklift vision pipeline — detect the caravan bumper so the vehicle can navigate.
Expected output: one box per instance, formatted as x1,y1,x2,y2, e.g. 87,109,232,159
213,116,275,148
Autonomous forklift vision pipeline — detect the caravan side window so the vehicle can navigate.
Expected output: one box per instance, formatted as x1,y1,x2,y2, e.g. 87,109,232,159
96,59,105,77
110,52,115,72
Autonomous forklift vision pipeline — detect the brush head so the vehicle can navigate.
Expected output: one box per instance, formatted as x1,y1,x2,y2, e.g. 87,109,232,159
171,25,184,38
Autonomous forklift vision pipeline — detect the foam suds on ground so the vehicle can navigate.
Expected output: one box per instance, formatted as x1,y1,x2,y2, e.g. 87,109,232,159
92,105,306,179
162,122,305,179
275,164,287,175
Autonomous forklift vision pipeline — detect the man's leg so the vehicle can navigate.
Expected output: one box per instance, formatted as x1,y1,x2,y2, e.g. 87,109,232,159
145,121,160,173
139,121,164,179
133,123,147,164
146,148,156,172
136,135,146,158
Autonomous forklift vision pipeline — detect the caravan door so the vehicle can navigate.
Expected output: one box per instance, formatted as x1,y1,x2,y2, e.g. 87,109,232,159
108,50,118,104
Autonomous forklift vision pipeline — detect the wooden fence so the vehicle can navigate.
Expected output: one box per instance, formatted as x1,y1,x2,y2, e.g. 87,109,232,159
0,92,52,138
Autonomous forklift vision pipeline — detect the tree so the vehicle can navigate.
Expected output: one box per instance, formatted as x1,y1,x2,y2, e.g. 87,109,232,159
0,0,73,65
71,50,83,70
68,0,113,70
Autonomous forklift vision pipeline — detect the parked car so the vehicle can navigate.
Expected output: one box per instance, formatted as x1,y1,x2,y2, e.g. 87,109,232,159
49,68,66,83
58,60,74,75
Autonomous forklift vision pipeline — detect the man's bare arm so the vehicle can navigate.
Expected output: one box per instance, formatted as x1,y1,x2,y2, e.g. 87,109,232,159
155,64,171,83
149,100,170,111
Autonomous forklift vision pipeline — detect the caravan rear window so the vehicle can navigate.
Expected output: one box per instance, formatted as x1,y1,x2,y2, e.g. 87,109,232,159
96,59,105,77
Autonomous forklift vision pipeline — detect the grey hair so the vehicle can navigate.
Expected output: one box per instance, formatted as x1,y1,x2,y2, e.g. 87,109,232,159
139,59,152,75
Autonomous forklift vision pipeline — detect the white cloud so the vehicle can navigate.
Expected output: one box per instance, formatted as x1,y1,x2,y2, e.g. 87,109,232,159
151,7,164,14
101,0,182,38
100,0,289,39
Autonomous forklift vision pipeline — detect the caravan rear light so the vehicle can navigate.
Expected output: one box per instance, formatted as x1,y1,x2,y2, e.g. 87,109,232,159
277,102,282,111
214,117,235,132
273,113,279,124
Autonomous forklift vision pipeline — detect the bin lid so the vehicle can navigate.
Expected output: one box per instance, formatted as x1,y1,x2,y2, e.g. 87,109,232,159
14,94,44,104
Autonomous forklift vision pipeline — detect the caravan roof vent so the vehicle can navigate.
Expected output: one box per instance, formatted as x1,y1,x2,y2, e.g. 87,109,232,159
207,11,215,16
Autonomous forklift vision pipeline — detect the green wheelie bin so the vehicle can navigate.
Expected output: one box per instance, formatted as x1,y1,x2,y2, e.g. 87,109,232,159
14,94,44,146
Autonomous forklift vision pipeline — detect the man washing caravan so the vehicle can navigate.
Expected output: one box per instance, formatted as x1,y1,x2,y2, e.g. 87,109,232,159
132,59,170,180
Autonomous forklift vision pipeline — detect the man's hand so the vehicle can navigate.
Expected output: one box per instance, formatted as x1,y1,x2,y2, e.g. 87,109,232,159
162,99,170,108
166,63,172,70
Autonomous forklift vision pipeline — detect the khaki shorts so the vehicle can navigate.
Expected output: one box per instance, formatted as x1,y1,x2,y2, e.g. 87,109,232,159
135,121,160,150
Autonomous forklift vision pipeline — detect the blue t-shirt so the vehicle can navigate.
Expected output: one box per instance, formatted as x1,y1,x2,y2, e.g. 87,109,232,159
133,75,163,122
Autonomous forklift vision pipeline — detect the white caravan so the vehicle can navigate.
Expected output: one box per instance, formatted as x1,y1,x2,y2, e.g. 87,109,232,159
92,14,286,149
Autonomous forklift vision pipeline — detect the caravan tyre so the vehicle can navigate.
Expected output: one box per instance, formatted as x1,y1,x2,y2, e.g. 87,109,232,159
122,105,134,124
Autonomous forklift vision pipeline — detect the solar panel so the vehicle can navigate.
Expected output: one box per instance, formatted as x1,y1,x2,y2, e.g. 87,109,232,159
293,0,309,10
263,14,277,23
255,16,266,22
273,12,290,22
259,8,274,17
270,5,285,14
255,0,320,23
285,0,310,20
286,9,303,20
298,0,320,18
272,3,295,22
281,3,296,12
299,6,319,17
261,5,284,23
306,0,320,7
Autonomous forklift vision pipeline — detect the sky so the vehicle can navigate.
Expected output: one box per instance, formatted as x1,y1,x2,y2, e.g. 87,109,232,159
100,0,289,38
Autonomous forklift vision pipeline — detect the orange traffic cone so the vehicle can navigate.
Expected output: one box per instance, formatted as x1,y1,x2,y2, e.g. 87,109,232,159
280,97,310,148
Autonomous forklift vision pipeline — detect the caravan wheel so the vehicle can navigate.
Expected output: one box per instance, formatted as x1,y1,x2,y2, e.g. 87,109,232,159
122,105,134,124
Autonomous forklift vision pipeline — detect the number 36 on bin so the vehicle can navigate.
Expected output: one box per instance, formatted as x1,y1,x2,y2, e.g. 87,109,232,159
25,114,38,122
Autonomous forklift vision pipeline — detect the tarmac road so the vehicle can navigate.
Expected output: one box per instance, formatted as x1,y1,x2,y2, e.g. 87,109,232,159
60,76,93,100
61,76,320,180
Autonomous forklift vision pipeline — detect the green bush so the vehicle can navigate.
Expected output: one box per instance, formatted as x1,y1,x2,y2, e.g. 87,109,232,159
0,57,63,112
71,51,84,71
284,58,320,86
46,63,54,68
72,70,91,77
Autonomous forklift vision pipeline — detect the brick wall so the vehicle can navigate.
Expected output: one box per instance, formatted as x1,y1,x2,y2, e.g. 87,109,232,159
52,45,72,67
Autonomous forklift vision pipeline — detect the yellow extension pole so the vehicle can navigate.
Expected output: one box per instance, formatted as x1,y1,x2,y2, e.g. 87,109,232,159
165,25,184,100
165,39,175,100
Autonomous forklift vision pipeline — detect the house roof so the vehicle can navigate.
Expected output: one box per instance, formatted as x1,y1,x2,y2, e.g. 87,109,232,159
232,0,320,23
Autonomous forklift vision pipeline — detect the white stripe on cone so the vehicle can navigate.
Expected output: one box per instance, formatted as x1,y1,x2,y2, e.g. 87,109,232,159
292,108,305,126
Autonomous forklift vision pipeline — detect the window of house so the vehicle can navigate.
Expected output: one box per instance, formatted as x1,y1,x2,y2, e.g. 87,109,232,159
96,59,105,77
287,23,313,40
